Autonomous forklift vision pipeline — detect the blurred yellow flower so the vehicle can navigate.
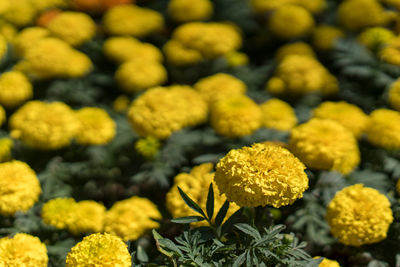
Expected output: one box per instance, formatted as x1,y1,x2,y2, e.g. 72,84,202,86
260,98,297,131
168,0,213,23
0,71,33,108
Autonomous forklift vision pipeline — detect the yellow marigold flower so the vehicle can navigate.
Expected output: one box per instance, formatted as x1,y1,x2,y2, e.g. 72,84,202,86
2,0,37,27
266,55,338,95
68,201,106,235
0,233,48,267
269,5,314,39
289,118,360,174
103,4,164,37
0,138,13,163
215,143,308,207
314,257,340,267
0,105,5,127
260,98,297,131
75,107,116,146
194,73,247,105
16,38,92,79
103,36,163,64
250,0,326,14
312,25,344,51
166,163,240,227
358,27,395,50
115,60,167,93
66,233,131,267
0,35,7,62
210,95,262,138
113,95,130,112
275,42,316,62
12,27,50,58
0,0,10,14
32,0,68,11
389,78,400,111
168,0,213,23
0,71,33,108
10,101,79,150
0,161,41,216
326,184,393,246
42,198,77,229
135,136,160,159
0,20,17,42
224,51,249,67
104,196,161,241
380,37,400,65
365,109,400,149
127,85,208,139
338,0,394,31
163,40,203,66
312,101,369,139
45,12,96,46
171,22,242,59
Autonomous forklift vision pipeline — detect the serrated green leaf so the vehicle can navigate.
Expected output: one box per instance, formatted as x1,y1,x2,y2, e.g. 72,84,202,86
235,224,261,240
232,252,246,267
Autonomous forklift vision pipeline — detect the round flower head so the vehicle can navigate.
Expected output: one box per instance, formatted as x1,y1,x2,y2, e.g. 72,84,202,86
275,42,316,62
380,37,400,65
127,85,208,139
314,257,340,267
70,0,133,13
269,5,314,39
45,11,96,46
358,27,395,50
0,161,41,216
266,55,338,95
66,233,131,267
251,0,326,14
103,36,163,64
224,51,249,67
0,233,48,267
389,78,400,111
210,95,262,138
104,196,161,241
0,138,13,162
135,136,160,159
67,200,106,235
103,4,164,37
338,0,394,31
113,95,130,112
326,184,393,246
194,73,247,105
115,59,167,93
168,0,213,23
166,163,240,227
260,98,297,131
214,143,308,207
35,9,63,27
12,27,50,57
75,107,116,146
312,101,369,139
0,20,16,42
31,0,67,11
365,109,400,149
2,0,37,27
289,119,360,174
0,71,32,108
42,198,77,229
312,25,344,51
10,101,79,150
0,35,7,61
0,105,5,127
163,40,203,66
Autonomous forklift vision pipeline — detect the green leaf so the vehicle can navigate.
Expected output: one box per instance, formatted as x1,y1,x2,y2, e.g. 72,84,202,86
235,223,261,240
136,245,149,262
206,183,214,221
221,208,243,234
214,200,230,227
232,252,246,267
171,216,205,224
178,187,206,217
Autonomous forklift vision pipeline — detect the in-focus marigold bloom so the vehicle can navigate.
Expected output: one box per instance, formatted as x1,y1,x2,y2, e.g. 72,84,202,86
0,71,32,108
312,101,369,139
10,101,79,150
0,138,13,163
380,37,400,65
225,51,249,67
358,27,395,50
289,119,360,174
0,35,7,61
2,0,37,27
326,184,393,246
215,143,308,207
312,25,344,51
250,0,326,14
163,40,203,66
45,12,96,46
365,109,400,149
166,163,240,227
135,136,160,159
338,0,394,31
103,36,162,64
0,161,41,216
389,78,400,111
275,42,316,62
260,98,297,131
75,107,116,145
266,55,338,95
211,95,262,138
67,200,106,235
314,257,340,267
66,233,131,267
104,196,161,241
0,233,48,267
194,73,247,105
128,85,208,139
103,4,164,37
168,0,213,23
12,27,50,58
115,60,167,93
269,5,314,39
42,198,77,229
